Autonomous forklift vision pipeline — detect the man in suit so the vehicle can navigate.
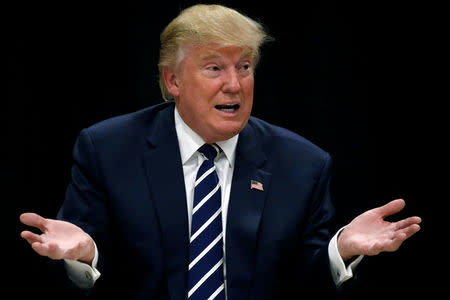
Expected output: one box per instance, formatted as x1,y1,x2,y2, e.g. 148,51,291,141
20,4,421,299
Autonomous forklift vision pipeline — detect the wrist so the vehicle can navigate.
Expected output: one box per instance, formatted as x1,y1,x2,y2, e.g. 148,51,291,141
77,237,95,265
337,228,355,262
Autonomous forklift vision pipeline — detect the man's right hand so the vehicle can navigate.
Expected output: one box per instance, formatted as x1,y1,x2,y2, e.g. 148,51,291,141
20,213,95,265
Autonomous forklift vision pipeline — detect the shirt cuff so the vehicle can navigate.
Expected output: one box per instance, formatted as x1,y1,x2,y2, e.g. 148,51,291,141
328,226,364,286
64,242,101,289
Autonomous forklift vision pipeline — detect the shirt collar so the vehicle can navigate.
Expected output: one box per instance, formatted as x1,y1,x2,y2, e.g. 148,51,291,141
174,106,238,167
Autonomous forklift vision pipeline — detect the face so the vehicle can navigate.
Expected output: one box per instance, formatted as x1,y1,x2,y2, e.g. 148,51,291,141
163,44,255,143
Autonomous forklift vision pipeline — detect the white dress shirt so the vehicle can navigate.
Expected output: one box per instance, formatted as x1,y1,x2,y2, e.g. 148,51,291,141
64,106,362,289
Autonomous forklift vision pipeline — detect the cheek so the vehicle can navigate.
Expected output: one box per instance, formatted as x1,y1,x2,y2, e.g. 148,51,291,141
183,76,221,101
242,78,254,102
202,80,224,99
243,75,254,92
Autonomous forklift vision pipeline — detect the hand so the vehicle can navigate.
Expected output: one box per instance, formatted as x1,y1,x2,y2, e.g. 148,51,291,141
337,199,421,261
20,212,95,265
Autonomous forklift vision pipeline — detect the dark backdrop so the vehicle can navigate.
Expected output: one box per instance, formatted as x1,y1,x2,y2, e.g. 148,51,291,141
7,0,439,299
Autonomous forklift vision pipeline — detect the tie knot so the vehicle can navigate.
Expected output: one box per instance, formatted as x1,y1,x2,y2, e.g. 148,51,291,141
198,143,220,161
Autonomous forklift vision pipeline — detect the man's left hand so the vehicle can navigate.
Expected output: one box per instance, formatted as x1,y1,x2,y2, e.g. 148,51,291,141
337,199,421,261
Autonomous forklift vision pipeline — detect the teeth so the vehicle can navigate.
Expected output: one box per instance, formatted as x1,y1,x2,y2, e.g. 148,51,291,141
215,103,240,113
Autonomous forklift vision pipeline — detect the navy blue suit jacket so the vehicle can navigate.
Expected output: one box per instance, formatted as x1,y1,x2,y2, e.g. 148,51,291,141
58,102,338,299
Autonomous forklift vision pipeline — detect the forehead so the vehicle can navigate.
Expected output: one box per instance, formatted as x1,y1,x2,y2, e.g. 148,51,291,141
188,44,253,62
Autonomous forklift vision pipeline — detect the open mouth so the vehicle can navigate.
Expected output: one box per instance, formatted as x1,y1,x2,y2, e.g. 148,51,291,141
215,103,240,112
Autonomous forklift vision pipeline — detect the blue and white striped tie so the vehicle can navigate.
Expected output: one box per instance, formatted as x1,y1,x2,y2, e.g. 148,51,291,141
188,143,225,300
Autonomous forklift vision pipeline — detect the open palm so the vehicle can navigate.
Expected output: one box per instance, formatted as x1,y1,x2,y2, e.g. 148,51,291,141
337,199,421,261
20,213,95,264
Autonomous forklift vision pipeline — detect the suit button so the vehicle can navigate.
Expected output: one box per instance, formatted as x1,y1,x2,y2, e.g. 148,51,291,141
85,271,92,280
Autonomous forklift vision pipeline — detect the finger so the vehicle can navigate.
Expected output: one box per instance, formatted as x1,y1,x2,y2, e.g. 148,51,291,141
374,199,406,218
396,224,421,240
20,213,48,232
394,216,422,230
386,224,421,251
368,241,384,255
382,238,403,252
31,242,62,260
20,230,43,245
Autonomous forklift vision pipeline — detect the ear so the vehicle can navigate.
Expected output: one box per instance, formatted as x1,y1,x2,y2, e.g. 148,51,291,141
161,67,180,99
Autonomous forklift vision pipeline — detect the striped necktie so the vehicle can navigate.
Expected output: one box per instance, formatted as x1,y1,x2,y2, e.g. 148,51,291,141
188,143,225,300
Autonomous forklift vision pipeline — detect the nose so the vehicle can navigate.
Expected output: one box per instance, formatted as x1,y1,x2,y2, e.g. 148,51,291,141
222,69,241,94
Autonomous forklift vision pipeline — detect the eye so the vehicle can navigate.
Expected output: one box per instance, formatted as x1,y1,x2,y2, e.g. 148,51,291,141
238,63,252,75
208,66,221,72
202,64,223,78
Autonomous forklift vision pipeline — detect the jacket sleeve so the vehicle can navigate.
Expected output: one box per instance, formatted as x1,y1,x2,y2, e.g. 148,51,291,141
295,153,340,297
57,128,111,291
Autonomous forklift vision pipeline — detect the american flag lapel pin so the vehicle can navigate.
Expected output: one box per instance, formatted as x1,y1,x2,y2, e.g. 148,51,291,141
250,180,264,191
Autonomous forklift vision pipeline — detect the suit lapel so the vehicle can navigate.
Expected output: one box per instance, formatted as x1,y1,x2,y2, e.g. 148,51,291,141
226,120,272,299
142,103,189,300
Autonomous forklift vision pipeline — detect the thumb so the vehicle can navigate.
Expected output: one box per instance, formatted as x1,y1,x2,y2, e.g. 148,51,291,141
374,199,406,218
20,212,48,232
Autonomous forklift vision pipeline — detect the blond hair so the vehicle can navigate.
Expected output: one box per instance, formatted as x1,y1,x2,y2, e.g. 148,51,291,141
158,4,271,101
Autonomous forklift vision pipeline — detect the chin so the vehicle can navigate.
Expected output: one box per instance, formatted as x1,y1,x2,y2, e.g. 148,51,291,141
213,124,245,141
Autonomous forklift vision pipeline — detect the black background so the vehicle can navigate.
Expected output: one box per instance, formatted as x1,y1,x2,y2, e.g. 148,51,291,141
7,0,442,299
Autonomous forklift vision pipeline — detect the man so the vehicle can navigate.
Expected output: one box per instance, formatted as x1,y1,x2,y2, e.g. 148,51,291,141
20,4,421,299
